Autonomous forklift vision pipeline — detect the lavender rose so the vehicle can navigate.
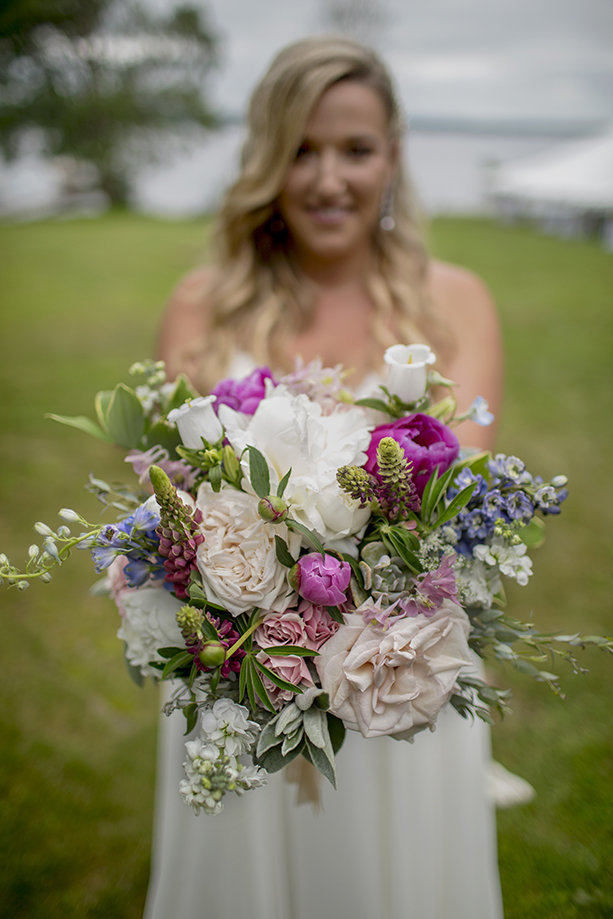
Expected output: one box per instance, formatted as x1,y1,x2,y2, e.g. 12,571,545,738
211,366,276,415
290,553,351,606
365,413,459,497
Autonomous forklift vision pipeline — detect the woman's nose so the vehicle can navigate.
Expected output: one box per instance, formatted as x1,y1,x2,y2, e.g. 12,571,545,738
314,150,345,195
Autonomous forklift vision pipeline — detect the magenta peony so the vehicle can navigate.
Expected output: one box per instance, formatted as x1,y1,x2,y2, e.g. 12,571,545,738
211,366,276,414
365,413,459,496
290,553,352,607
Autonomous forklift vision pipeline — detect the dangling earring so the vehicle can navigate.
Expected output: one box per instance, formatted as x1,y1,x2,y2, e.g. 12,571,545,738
379,184,396,231
269,214,286,235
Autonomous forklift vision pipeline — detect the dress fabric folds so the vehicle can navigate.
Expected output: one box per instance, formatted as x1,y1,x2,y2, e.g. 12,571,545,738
143,357,504,919
144,688,504,919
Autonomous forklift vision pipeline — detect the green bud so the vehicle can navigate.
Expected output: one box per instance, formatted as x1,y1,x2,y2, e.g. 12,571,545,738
288,562,300,592
222,445,240,481
198,641,226,667
257,495,289,523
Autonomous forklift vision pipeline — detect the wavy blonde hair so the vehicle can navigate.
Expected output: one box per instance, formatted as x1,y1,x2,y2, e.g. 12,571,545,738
188,36,446,392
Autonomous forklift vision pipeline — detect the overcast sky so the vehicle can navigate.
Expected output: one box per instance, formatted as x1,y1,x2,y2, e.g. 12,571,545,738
161,0,613,126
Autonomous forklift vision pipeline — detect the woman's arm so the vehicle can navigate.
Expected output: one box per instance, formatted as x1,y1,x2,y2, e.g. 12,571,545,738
428,260,503,451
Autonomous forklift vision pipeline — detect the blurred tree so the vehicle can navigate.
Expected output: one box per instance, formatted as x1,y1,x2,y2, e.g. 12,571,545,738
0,0,218,205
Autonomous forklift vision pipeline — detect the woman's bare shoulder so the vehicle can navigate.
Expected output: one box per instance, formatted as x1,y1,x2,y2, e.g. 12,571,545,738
156,266,217,376
426,259,497,328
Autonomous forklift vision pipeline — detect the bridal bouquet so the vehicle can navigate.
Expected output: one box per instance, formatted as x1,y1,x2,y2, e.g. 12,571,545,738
2,346,609,814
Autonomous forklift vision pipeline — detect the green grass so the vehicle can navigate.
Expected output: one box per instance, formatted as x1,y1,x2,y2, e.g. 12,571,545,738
1,213,611,918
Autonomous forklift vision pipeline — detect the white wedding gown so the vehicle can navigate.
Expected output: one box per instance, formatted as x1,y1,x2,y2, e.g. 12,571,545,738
143,357,504,919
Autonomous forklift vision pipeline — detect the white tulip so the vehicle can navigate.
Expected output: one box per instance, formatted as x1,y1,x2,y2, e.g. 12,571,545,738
383,344,436,403
168,396,223,448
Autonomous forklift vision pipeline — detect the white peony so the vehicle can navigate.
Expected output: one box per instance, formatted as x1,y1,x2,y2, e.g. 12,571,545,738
117,585,184,678
194,483,301,615
315,601,472,741
218,384,372,544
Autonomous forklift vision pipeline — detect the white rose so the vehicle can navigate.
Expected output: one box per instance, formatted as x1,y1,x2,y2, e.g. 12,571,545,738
218,384,372,544
195,484,301,615
383,344,436,403
315,601,472,740
168,396,223,447
117,585,184,678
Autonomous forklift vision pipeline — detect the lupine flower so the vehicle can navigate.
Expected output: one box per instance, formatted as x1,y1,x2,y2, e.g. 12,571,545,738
149,465,205,600
365,414,459,497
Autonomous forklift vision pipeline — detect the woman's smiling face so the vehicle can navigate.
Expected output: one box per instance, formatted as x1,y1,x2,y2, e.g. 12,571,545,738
278,80,397,267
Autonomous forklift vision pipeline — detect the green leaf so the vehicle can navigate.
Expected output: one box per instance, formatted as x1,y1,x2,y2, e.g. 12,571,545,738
304,738,337,788
302,707,327,749
208,464,223,492
166,374,197,412
157,646,186,659
434,482,477,528
274,535,296,568
46,412,112,442
256,742,304,774
105,383,146,448
281,728,305,756
249,660,276,712
244,658,257,711
354,396,393,414
521,516,546,548
142,420,181,454
327,714,346,754
285,518,326,554
238,656,248,702
264,645,318,657
256,719,282,756
326,605,345,624
277,467,292,498
161,650,193,679
183,703,198,736
124,653,144,686
253,657,303,694
383,527,423,574
246,446,270,498
94,390,112,431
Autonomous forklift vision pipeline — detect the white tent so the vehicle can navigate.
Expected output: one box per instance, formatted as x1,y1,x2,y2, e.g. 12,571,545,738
488,130,613,246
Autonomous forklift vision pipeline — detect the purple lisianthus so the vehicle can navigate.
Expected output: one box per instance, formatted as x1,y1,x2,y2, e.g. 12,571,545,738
211,367,276,415
365,413,460,497
290,553,351,607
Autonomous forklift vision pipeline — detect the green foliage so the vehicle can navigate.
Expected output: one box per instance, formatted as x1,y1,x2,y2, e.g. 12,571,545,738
0,0,218,204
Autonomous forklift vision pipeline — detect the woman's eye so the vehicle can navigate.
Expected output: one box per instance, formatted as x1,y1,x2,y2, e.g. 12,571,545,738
346,144,373,158
295,144,312,159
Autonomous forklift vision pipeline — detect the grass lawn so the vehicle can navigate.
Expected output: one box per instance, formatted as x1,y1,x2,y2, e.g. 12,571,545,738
0,213,611,918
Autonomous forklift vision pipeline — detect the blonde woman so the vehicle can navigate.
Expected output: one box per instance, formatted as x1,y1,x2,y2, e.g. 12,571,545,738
147,37,505,919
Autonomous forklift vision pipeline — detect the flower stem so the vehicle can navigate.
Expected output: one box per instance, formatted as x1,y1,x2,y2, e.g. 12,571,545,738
225,612,263,658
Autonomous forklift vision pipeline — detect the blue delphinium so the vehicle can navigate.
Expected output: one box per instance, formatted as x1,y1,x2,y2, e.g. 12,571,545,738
449,454,568,555
90,502,165,587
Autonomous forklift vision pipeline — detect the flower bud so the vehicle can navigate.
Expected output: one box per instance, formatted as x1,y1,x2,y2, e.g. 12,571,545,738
257,496,288,524
28,545,39,559
59,508,80,522
198,641,226,668
34,522,53,537
551,475,568,488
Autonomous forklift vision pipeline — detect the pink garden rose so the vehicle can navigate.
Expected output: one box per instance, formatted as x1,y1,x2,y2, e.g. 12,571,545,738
365,413,459,497
255,610,307,649
315,601,472,740
299,599,340,650
211,366,276,415
256,651,314,709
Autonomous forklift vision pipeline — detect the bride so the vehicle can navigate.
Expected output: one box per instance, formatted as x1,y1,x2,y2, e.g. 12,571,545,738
147,36,504,919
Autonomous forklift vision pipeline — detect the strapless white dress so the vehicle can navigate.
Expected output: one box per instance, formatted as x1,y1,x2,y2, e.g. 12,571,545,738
143,358,504,919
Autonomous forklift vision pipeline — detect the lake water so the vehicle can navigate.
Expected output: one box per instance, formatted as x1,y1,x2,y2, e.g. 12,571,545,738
0,126,581,219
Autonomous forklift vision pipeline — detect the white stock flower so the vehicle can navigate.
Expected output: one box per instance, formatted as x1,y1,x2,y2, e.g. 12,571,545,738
454,556,501,608
315,602,472,741
199,698,261,756
168,396,223,447
473,537,533,586
383,344,436,403
218,384,372,543
195,483,301,615
117,585,184,677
